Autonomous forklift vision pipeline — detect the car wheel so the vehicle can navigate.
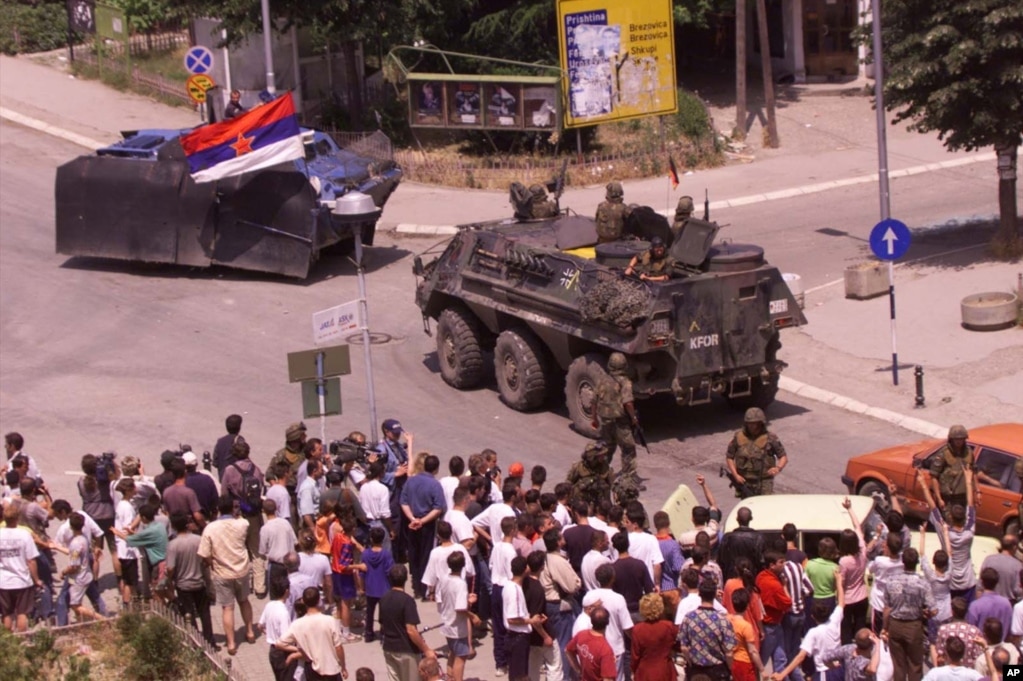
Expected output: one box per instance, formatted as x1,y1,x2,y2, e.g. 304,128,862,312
858,480,891,515
436,308,485,389
493,328,550,411
565,353,607,439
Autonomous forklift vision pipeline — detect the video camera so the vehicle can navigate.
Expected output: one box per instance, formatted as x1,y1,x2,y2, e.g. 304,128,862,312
330,438,372,466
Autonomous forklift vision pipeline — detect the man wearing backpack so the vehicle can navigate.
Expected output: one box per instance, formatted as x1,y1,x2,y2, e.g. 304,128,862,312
222,439,267,598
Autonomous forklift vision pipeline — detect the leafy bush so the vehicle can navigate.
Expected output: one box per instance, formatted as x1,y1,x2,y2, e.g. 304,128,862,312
0,1,69,55
122,615,203,680
672,89,715,142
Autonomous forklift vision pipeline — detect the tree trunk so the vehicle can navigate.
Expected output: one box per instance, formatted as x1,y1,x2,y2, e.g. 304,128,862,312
996,144,1021,244
755,0,779,148
735,0,747,140
342,40,363,129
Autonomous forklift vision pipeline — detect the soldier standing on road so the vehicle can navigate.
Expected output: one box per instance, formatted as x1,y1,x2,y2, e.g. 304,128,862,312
724,407,788,498
269,423,307,495
624,236,674,282
928,425,991,514
566,443,613,509
671,195,695,241
590,352,644,491
594,181,632,243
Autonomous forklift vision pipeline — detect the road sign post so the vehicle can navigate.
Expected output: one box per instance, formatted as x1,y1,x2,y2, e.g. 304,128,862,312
287,344,351,441
869,218,912,386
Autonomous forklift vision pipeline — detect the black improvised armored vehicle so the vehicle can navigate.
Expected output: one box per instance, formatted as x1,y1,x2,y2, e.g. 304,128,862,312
55,128,401,278
413,206,807,436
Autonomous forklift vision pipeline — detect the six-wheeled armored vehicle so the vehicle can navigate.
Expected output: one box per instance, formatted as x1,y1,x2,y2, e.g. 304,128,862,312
55,128,402,278
413,208,807,435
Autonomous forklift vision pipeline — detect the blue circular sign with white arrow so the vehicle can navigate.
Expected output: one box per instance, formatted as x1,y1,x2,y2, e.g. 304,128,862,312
184,46,214,75
869,218,912,260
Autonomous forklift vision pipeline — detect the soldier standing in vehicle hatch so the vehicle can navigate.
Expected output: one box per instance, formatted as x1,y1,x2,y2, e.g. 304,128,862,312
590,352,644,491
624,236,674,282
725,407,787,497
594,181,632,243
670,195,695,241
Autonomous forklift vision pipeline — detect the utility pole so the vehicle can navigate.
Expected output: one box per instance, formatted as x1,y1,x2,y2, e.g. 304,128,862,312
755,0,779,147
735,0,747,140
260,0,276,95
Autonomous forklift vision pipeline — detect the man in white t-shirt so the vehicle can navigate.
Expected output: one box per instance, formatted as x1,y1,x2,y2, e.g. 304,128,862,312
472,483,518,546
360,460,394,554
439,456,465,512
674,568,727,624
624,506,663,587
274,586,348,679
444,487,478,555
503,555,541,681
581,531,611,592
490,516,519,676
51,500,109,624
0,502,42,631
436,551,479,681
259,573,297,681
422,521,475,597
579,563,634,681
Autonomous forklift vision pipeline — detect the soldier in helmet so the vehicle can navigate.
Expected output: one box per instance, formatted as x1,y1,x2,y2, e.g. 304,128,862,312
590,352,644,491
594,181,632,243
671,195,695,241
528,183,559,219
928,425,999,512
566,442,613,508
624,236,674,282
724,408,787,498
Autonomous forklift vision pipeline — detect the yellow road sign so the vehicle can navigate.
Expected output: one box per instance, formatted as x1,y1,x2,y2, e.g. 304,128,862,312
185,74,216,104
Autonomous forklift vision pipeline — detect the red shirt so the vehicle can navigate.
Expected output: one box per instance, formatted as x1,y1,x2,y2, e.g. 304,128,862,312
567,630,618,681
755,569,792,625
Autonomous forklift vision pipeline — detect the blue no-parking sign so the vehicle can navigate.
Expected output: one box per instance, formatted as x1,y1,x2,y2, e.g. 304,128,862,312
869,218,912,260
184,46,214,75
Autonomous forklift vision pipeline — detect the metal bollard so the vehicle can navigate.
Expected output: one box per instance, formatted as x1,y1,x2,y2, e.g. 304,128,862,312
914,365,925,407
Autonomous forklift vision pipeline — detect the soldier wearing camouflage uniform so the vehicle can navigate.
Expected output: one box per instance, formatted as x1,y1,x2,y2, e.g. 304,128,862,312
724,408,787,498
671,195,694,241
624,236,674,282
528,184,559,219
929,425,975,512
268,422,307,493
566,443,613,509
594,181,632,243
590,352,644,491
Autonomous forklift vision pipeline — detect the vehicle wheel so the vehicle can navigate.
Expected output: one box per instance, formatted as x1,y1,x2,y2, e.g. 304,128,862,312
727,334,781,410
493,328,550,411
436,308,485,390
565,353,608,438
858,480,891,515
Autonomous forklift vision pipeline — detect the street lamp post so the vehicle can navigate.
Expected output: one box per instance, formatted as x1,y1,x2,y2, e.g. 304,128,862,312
260,0,277,95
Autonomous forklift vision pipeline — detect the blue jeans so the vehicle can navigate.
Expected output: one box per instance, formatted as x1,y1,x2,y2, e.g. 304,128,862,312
35,550,55,620
473,553,492,622
491,584,507,670
547,602,576,679
761,622,786,674
780,612,805,681
56,578,108,625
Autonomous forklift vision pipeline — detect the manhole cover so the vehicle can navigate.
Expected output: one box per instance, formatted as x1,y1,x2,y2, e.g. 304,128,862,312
345,332,394,345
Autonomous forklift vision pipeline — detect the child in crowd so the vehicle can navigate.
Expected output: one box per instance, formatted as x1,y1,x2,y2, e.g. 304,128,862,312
330,513,361,641
352,526,394,643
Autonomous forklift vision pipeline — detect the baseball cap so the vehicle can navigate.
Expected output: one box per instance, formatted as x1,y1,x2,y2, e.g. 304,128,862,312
382,419,403,435
508,462,525,478
182,451,198,467
285,422,307,440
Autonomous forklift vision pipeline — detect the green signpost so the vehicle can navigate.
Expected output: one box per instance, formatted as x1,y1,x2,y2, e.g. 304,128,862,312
94,3,129,76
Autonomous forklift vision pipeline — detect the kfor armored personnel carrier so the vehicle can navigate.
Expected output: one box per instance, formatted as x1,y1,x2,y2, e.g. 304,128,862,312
413,206,807,436
55,128,401,278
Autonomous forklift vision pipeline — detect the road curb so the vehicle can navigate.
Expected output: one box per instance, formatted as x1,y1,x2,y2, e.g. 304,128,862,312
778,375,947,438
0,106,106,150
394,223,458,235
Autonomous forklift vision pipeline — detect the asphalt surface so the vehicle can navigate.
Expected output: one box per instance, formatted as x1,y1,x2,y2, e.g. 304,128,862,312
1,52,1021,680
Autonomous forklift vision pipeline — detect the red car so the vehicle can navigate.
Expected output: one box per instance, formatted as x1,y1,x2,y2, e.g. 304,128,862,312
842,423,1023,536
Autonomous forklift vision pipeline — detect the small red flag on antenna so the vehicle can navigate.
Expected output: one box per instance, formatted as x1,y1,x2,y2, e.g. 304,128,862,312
668,156,679,189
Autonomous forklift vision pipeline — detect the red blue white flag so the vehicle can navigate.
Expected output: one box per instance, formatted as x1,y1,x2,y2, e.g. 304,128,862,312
179,93,304,183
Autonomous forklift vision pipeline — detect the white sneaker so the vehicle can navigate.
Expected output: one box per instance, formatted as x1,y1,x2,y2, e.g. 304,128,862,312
495,668,506,677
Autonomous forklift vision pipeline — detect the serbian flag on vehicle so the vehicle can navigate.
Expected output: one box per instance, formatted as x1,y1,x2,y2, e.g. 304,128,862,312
668,155,680,189
180,93,304,183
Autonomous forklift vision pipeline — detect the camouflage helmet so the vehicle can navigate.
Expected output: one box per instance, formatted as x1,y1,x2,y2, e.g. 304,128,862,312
676,195,695,214
744,407,766,423
948,424,968,440
529,183,547,199
607,352,628,372
612,474,640,505
606,181,624,201
582,442,608,469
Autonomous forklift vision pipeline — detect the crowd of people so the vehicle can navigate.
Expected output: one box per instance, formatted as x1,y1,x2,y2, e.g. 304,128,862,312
1,420,1021,681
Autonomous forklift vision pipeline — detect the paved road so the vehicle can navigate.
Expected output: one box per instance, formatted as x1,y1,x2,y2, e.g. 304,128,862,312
2,53,1020,680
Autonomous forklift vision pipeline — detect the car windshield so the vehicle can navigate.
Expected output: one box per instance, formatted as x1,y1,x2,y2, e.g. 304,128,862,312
754,507,885,559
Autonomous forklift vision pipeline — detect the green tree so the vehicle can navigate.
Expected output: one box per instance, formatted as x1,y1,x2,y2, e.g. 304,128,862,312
874,0,1022,249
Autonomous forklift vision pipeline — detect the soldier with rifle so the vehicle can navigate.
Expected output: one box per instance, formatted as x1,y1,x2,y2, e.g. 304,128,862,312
566,443,613,509
724,407,788,498
590,352,645,492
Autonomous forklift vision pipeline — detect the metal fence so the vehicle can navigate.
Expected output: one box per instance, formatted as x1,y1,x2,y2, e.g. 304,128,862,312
322,129,396,163
14,600,246,680
391,147,674,190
